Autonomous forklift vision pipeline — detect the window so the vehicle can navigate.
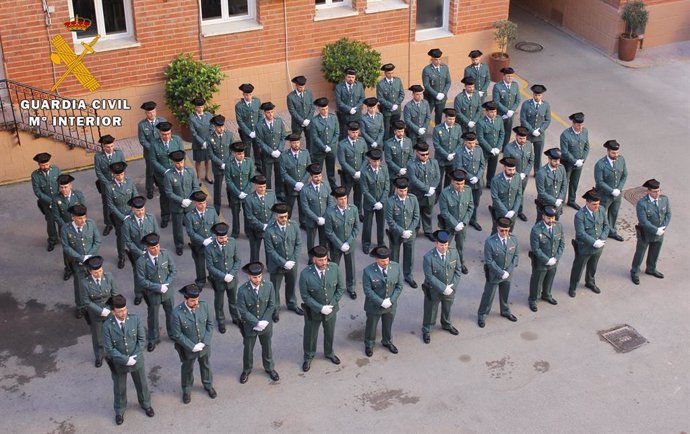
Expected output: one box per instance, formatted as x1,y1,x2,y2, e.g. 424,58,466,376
70,0,133,40
416,0,451,40
315,0,351,8
201,0,256,22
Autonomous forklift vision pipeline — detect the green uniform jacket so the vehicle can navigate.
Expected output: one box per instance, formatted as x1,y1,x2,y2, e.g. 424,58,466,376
433,123,463,167
224,157,255,202
138,117,166,152
244,191,277,232
360,164,390,210
423,247,462,300
80,272,119,317
94,150,126,184
122,213,159,254
237,280,275,336
476,116,506,153
335,81,365,122
573,206,610,255
636,194,671,242
189,112,213,149
164,167,200,214
376,77,405,115
149,136,184,179
453,146,486,190
407,158,441,207
453,91,482,129
520,100,552,137
52,190,86,225
299,263,344,320
185,208,219,247
279,150,311,197
135,249,176,302
362,261,403,315
286,88,314,132
439,186,473,231
385,194,420,237
106,177,138,223
503,141,534,176
491,173,523,217
403,100,431,132
484,234,519,283
103,313,146,373
337,138,367,178
359,113,385,147
235,97,262,137
32,165,60,205
559,127,590,166
325,204,360,249
530,220,565,269
535,165,568,205
463,63,490,93
594,156,628,203
205,239,241,287
492,81,520,115
264,219,301,274
384,136,413,179
256,117,286,158
309,114,339,160
60,220,101,262
170,300,213,359
207,130,234,176
422,64,451,101
300,182,333,228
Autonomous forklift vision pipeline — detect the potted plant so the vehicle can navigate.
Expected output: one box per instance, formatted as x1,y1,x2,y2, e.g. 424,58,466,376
164,53,225,140
618,0,649,61
321,37,382,89
488,20,518,82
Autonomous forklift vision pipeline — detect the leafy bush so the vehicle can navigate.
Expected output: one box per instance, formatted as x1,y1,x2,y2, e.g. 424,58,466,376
321,38,382,88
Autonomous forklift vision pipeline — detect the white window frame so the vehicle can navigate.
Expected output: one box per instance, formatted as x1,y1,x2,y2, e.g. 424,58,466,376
200,0,262,37
201,0,257,24
68,0,139,52
315,0,352,10
415,0,452,41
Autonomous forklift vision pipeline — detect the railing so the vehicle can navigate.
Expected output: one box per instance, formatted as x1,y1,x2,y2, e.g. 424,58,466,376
0,79,101,151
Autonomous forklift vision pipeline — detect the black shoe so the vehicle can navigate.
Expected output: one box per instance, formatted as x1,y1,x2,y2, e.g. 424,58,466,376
267,370,280,381
302,360,311,372
95,358,103,368
288,306,304,316
529,303,538,312
75,308,83,319
218,323,226,334
232,318,240,326
348,291,357,300
182,393,191,404
205,177,214,185
115,414,124,425
359,215,364,222
103,225,113,236
609,233,624,242
117,258,126,269
240,371,250,384
443,325,459,335
47,242,55,252
160,220,169,228
478,318,485,328
272,311,280,323
645,270,664,279
567,202,581,210
422,332,431,344
326,354,341,365
470,221,482,231
383,342,398,354
404,277,418,288
631,274,640,285
541,297,558,305
146,192,154,199
176,247,183,256
461,265,469,275
585,283,601,294
362,246,370,254
145,407,155,417
518,212,528,222
147,342,156,352
206,388,217,399
501,313,518,322
424,232,435,242
365,346,373,357
569,289,576,298
63,269,72,281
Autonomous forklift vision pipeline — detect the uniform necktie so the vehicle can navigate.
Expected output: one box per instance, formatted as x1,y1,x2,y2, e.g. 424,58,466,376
654,199,658,208
320,270,326,285
120,321,125,334
280,226,285,235
153,256,158,267
502,238,507,248
548,226,553,237
315,185,320,194
77,226,82,234
298,92,303,99
382,268,387,278
138,218,143,229
441,253,446,264
96,278,101,287
294,152,298,160
106,154,111,162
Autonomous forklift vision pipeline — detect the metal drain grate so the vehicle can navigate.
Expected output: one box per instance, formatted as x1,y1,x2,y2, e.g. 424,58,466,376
599,325,648,353
623,186,647,205
515,41,544,52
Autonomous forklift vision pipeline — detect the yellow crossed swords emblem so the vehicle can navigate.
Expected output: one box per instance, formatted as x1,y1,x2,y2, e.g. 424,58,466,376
49,34,101,92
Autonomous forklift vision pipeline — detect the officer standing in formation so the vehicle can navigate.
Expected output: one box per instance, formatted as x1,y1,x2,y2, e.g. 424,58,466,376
309,97,339,189
94,134,125,235
528,206,564,312
205,222,241,333
376,63,405,140
360,148,389,254
286,75,314,152
594,140,628,242
53,174,86,281
502,126,533,220
464,50,490,102
164,150,200,255
422,48,451,126
122,196,159,303
149,121,183,228
280,133,311,223
384,120,413,192
188,97,213,185
476,101,505,187
432,108,462,191
235,83,261,165
359,97,385,151
244,174,276,262
520,84,551,175
31,152,61,251
407,141,440,241
337,121,367,217
454,132,485,231
493,67,520,149
325,186,360,299
438,169,473,275
80,255,119,367
454,76,481,134
106,161,138,269
256,102,286,196
403,85,431,144
300,163,332,251
559,112,590,210
490,157,523,232
630,179,670,285
207,114,233,214
535,148,567,222
385,177,420,288
138,101,166,199
185,191,218,288
335,68,365,141
224,141,255,238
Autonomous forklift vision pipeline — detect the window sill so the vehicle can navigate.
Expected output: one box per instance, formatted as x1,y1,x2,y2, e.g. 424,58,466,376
415,28,454,42
202,19,263,37
365,0,408,14
314,6,359,22
73,36,140,53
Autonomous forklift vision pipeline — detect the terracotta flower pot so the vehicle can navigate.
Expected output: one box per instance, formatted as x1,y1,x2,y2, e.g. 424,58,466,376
488,53,511,82
618,34,639,61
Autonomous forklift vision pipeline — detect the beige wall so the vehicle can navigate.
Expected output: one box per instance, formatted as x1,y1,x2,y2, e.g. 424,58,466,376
643,0,690,47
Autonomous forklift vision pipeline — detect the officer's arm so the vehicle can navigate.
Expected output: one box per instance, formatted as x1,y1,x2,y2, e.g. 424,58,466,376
299,190,318,223
333,267,345,304
376,82,392,110
559,132,574,164
429,161,441,188
493,88,508,114
188,116,204,145
287,94,304,124
512,180,524,212
476,153,486,179
410,198,421,230
299,270,319,313
87,223,101,255
355,84,365,106
557,171,568,199
224,165,242,197
403,105,418,130
148,148,166,175
433,127,451,160
439,194,458,228
264,229,287,265
662,198,672,228
395,80,405,105
330,121,340,147
535,171,555,204
441,67,451,94
389,265,404,303
346,209,360,244
94,157,108,184
162,172,182,205
164,254,177,285
337,142,355,176
423,254,445,295
80,281,99,317
255,125,273,155
308,121,326,152
496,125,505,150
582,133,591,161
361,176,377,206
170,311,194,351
385,199,402,236
138,122,152,152
381,168,391,198
203,304,214,344
594,162,613,195
620,157,628,188
524,145,535,175
406,162,425,191
235,104,251,136
484,239,504,275
510,86,521,111
463,191,474,224
575,212,595,246
455,98,471,125
103,322,126,365
243,200,262,231
122,220,135,253
555,225,566,259
184,213,204,245
359,119,374,144
242,163,256,194
530,225,550,265
519,102,534,131
324,211,344,247
229,242,241,275
261,283,276,321
384,141,401,174
291,225,302,261
450,251,463,288
204,246,223,281
362,269,384,306
422,68,437,98
279,156,297,188
540,103,552,130
421,103,432,129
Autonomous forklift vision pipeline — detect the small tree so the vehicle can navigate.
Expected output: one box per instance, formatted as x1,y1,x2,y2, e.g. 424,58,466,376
164,53,226,127
621,0,649,38
492,20,518,59
321,38,382,88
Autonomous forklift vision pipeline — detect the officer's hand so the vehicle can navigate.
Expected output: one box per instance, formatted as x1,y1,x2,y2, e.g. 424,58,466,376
302,119,311,127
467,121,476,129
418,128,426,135
555,199,563,207
612,189,621,197
271,150,281,159
220,163,226,170
262,224,268,231
381,298,393,309
425,187,436,197
203,237,213,247
82,254,92,263
506,110,515,117
575,159,584,168
532,129,541,137
399,168,407,176
249,131,256,139
100,307,111,317
320,305,333,315
134,296,142,306
546,257,557,266
192,343,204,352
126,356,137,366
656,227,665,236
373,202,383,211
324,146,332,154
501,114,509,120
447,153,455,161
593,239,605,249
391,104,399,111
491,147,500,156
501,271,510,280
253,324,262,331
436,93,445,101
340,242,350,253
443,284,453,296
353,171,361,180
455,222,464,232
284,260,296,270
238,192,248,200
349,107,357,115
470,176,479,184
160,283,169,294
181,199,192,208
520,173,526,180
479,91,485,98
224,274,234,283
402,230,413,239
371,142,378,148
317,217,326,226
201,141,207,149
294,182,304,191
258,320,269,330
505,210,516,219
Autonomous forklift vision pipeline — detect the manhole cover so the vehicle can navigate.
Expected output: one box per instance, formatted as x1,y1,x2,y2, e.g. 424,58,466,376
599,325,648,353
515,41,543,52
623,186,647,205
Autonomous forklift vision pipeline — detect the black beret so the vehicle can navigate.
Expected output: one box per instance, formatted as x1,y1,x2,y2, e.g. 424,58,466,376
512,126,529,137
432,230,451,243
347,121,360,131
231,142,246,152
286,133,301,142
33,152,52,163
497,217,512,228
414,141,429,151
643,178,660,189
57,174,75,185
482,101,498,110
111,294,127,309
393,177,409,189
543,205,557,217
500,67,515,74
251,174,267,185
582,188,600,202
190,190,207,202
69,204,87,216
331,186,349,198
462,132,477,141
392,120,406,130
363,97,379,107
85,255,104,270
366,148,383,160
156,121,172,132
306,163,322,175
128,196,146,208
530,84,547,94
210,115,225,126
569,112,585,123
211,222,229,236
427,48,442,58
544,148,562,159
291,75,307,85
98,134,115,144
461,76,476,85
344,68,357,75
369,246,391,259
309,245,329,258
141,232,160,246
603,140,620,150
408,85,424,93
191,97,205,106
179,284,202,298
140,101,156,111
242,261,265,275
469,49,483,58
271,202,289,214
442,108,457,117
260,102,275,111
451,169,467,181
109,161,127,174
313,97,329,107
500,157,517,167
169,150,186,162
381,63,395,72
239,83,254,93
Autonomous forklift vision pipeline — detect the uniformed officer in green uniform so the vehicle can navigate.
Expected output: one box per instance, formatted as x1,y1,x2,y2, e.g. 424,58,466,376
102,294,155,425
363,246,402,356
421,230,463,343
493,67,520,148
105,161,138,268
536,148,568,222
31,152,61,251
138,101,166,199
454,76,482,134
594,139,628,242
235,83,261,166
237,262,280,383
164,150,200,255
384,120,413,192
94,134,125,235
300,163,333,251
299,245,344,372
122,196,159,295
560,112,590,210
207,114,234,215
170,284,216,404
359,97,385,151
477,217,519,328
422,48,451,126
205,222,241,333
279,133,311,224
335,68,365,140
503,126,533,220
135,233,176,352
630,179,671,285
407,141,441,241
403,85,431,144
453,132,486,231
308,97,340,189
286,75,314,152
520,84,552,175
80,255,118,367
224,141,256,238
432,108,463,191
149,121,183,228
568,188,610,297
490,157,523,232
360,149,389,254
337,121,368,217
438,169,474,275
476,101,506,187
244,175,276,262
464,50,490,102
376,63,405,140
189,97,214,185
386,177,420,288
52,174,86,281
60,204,101,318
325,186,360,299
185,191,218,288
264,202,303,322
528,205,564,312
256,102,286,197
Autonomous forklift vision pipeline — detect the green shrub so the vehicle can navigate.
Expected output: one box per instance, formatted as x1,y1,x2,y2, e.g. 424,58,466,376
321,38,382,88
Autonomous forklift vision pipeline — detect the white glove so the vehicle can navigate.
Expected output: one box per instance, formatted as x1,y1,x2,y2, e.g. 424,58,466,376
371,142,378,148
612,189,621,197
324,145,332,153
220,163,225,170
373,202,383,211
100,307,111,317
506,110,514,117
126,356,137,366
443,284,454,295
436,93,445,101
446,153,455,161
425,187,436,197
401,230,412,240
203,237,213,247
555,199,563,207
505,210,515,219
655,227,665,236
258,320,269,329
201,141,207,149
249,131,256,139
142,249,147,256
532,129,541,137
294,182,304,191
224,274,234,283
391,104,399,111
238,192,248,200
455,222,464,232
470,176,478,184
349,108,357,115
520,173,526,180
82,254,92,263
501,114,509,120
399,168,407,176
381,298,393,309
284,260,296,270
501,271,510,280
340,242,350,253
575,159,584,168
467,121,476,129
271,150,281,159
418,128,426,135
192,343,205,352
262,224,268,231
160,283,169,294
491,148,500,156
181,199,192,208
593,239,605,249
479,91,485,97
320,305,333,315
317,217,325,226
546,257,557,266
302,119,311,127
253,324,262,331
353,171,361,180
